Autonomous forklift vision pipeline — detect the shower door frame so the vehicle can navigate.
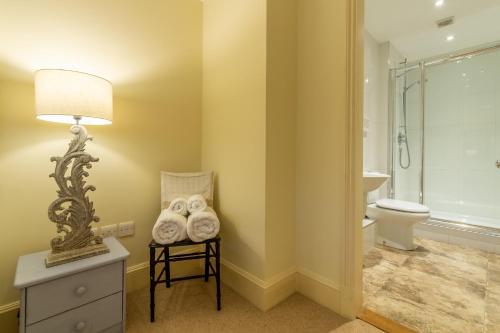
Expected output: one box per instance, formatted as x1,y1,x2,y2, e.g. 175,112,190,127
388,61,425,203
388,41,500,208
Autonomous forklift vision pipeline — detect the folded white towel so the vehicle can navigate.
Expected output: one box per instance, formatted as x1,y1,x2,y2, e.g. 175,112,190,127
187,194,208,214
152,209,188,244
168,197,188,216
187,207,220,242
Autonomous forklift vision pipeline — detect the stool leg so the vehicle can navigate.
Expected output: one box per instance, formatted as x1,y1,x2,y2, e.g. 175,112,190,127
204,242,210,282
149,247,156,322
215,239,221,311
165,247,171,288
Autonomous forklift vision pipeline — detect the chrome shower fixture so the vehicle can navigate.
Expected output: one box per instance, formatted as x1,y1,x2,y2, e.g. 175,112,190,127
397,59,420,170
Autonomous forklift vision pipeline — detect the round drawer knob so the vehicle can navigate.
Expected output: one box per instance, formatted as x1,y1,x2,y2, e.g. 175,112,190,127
74,286,87,296
75,321,86,331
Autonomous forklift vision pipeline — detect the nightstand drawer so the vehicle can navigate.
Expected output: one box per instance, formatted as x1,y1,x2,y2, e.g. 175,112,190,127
26,292,122,333
26,262,123,324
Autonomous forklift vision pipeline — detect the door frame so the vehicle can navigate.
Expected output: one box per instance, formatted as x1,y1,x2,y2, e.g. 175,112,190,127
340,0,364,319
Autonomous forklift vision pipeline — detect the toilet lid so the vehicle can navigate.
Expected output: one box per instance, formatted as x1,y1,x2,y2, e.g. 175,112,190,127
375,199,430,213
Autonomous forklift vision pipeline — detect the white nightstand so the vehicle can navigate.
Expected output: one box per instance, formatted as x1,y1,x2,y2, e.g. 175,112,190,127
14,237,129,333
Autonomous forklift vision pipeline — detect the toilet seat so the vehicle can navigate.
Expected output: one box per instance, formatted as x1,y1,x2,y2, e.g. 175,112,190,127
375,199,429,214
366,199,430,251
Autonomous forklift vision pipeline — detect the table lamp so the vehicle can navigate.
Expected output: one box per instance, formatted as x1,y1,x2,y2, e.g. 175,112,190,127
35,69,113,267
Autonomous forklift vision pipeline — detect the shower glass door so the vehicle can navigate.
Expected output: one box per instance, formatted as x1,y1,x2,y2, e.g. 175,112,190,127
390,65,423,204
423,49,500,228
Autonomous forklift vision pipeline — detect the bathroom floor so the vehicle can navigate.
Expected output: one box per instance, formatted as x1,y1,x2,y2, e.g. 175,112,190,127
363,237,500,333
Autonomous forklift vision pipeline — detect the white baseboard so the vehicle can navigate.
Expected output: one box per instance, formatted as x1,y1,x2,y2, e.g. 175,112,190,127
0,301,19,315
220,259,342,313
220,258,296,311
296,267,340,290
1,255,343,320
124,255,342,314
296,267,341,314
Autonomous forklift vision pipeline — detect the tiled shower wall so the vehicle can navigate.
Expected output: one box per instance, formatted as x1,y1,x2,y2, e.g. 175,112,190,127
423,50,500,228
363,31,403,203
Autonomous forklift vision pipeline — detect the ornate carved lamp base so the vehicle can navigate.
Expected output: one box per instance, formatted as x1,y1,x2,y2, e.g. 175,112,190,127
45,123,109,268
46,243,110,267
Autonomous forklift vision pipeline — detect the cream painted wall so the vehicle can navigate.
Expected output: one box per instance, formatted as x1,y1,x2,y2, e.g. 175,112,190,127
0,79,201,305
0,0,364,320
296,0,349,287
363,31,386,174
0,0,202,308
202,0,297,282
203,0,360,304
202,0,268,279
265,0,297,279
363,32,404,202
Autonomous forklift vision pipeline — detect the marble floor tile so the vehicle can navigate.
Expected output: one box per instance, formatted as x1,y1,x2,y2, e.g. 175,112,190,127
416,238,489,269
486,271,500,327
363,245,411,297
364,287,425,332
364,237,500,333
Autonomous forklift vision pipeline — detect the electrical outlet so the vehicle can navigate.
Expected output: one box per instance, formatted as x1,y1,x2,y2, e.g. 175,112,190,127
101,224,118,238
118,221,135,237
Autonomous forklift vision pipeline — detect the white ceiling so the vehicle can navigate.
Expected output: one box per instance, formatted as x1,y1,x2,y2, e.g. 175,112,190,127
366,0,500,61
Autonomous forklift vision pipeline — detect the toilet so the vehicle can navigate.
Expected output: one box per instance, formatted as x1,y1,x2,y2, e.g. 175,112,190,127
366,198,430,250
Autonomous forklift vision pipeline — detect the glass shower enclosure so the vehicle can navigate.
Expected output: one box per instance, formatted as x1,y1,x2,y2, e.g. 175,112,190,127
389,44,500,229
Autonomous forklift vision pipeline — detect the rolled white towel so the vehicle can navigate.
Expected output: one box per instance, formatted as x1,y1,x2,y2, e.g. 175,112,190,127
168,197,188,216
187,194,208,214
187,207,220,242
152,209,188,244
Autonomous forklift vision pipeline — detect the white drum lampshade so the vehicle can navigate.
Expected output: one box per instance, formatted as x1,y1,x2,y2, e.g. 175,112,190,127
35,69,113,125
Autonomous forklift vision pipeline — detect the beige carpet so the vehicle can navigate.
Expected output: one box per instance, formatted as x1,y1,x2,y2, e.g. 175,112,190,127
363,237,500,333
127,279,349,332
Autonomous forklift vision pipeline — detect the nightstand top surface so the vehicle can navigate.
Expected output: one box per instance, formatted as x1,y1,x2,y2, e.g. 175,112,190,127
14,237,129,289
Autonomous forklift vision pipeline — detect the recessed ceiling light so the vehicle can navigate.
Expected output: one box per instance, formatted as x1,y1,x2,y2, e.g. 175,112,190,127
435,0,444,7
446,35,455,41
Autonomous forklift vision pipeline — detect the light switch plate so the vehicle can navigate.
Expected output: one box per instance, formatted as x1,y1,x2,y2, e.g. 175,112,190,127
118,221,135,237
101,224,118,238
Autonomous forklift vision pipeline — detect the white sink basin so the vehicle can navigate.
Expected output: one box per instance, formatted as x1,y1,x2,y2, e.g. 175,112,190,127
363,172,390,217
363,172,390,193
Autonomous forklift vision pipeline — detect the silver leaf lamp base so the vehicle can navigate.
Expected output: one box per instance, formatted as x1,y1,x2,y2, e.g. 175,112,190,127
45,243,110,267
45,124,108,268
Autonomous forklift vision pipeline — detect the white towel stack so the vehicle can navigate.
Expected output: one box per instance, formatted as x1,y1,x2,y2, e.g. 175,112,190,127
168,197,188,216
152,194,219,244
152,209,188,244
187,206,220,242
187,194,208,214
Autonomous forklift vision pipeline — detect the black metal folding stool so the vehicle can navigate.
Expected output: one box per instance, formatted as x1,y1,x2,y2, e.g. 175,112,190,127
148,236,221,322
